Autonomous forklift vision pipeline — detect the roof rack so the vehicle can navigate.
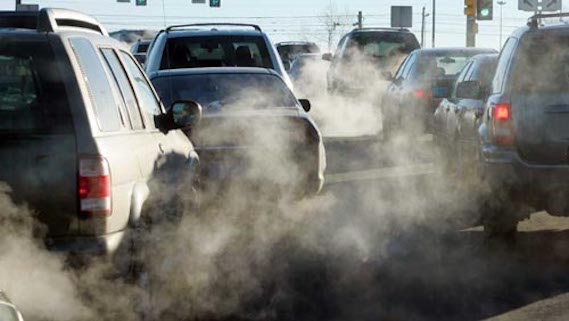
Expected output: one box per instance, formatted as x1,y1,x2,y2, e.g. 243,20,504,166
0,8,107,35
166,23,262,32
528,12,569,29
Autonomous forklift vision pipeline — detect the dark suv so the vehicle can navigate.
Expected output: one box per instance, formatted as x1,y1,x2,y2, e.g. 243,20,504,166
0,9,201,257
479,13,569,237
324,28,420,94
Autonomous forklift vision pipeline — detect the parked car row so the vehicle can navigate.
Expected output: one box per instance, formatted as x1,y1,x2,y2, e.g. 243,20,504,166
0,8,326,271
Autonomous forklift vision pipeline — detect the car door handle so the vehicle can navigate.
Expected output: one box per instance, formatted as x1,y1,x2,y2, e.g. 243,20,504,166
158,143,165,154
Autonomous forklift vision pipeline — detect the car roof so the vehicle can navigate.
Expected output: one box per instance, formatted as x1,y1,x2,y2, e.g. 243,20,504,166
349,27,411,34
163,29,264,38
415,47,497,56
149,67,279,78
276,41,317,46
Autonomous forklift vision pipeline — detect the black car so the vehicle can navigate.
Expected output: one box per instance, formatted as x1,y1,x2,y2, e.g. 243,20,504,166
324,28,420,94
276,41,320,70
477,14,569,237
382,47,497,138
149,67,327,196
434,53,498,172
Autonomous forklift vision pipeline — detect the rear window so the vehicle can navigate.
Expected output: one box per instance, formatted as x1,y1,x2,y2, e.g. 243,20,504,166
160,36,273,70
512,32,569,94
413,52,484,78
0,40,71,133
347,32,419,58
137,42,149,53
277,44,320,61
152,73,297,112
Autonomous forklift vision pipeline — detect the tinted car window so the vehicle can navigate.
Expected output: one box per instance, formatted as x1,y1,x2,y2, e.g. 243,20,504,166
71,38,121,132
153,73,298,112
120,51,161,127
346,32,419,59
101,49,144,130
493,38,517,94
0,41,71,133
512,32,569,94
160,36,272,69
412,52,481,79
278,43,320,61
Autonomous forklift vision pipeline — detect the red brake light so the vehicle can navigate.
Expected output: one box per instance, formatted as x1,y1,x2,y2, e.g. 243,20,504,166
493,103,511,121
414,90,426,99
491,103,515,146
79,156,111,217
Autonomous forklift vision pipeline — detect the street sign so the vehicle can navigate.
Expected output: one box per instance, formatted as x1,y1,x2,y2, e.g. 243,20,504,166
116,0,130,2
542,0,562,11
391,6,413,28
16,4,39,11
192,0,206,3
135,0,147,6
518,0,539,11
210,0,221,7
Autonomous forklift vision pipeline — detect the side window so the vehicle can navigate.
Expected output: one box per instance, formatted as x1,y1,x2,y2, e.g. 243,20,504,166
70,38,121,132
394,54,411,80
119,51,162,128
100,49,144,130
401,53,417,79
463,61,476,81
493,38,517,94
452,61,474,98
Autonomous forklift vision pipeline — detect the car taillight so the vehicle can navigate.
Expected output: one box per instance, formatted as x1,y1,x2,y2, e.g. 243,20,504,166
79,156,111,217
414,90,426,99
491,103,515,146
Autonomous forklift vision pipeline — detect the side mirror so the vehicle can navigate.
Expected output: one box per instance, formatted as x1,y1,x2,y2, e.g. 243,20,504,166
456,80,482,99
322,53,333,61
382,71,394,81
172,101,202,128
298,99,311,112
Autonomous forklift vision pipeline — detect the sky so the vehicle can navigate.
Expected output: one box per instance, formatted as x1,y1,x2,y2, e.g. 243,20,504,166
0,0,560,50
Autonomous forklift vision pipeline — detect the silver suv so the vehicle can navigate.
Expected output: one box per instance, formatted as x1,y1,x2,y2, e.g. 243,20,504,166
0,9,201,257
144,23,293,89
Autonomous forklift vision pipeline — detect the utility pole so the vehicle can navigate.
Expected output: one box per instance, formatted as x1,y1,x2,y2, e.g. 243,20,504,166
464,0,477,47
357,11,363,29
421,7,430,47
15,0,21,9
497,1,506,48
431,0,436,48
327,21,340,52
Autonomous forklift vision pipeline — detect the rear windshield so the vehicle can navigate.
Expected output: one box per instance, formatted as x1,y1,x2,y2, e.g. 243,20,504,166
137,42,149,53
513,32,569,94
414,52,484,78
152,73,298,111
346,32,419,59
0,40,71,133
160,36,273,70
278,44,320,61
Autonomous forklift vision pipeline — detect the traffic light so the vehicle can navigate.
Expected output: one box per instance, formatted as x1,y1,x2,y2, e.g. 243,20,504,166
136,0,147,5
477,0,493,20
210,0,220,7
464,0,476,17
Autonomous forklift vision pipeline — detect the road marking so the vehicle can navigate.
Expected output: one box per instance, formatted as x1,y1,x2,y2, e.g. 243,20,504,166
326,163,437,185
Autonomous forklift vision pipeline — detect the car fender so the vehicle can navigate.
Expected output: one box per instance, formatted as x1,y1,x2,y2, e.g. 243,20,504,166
129,182,150,226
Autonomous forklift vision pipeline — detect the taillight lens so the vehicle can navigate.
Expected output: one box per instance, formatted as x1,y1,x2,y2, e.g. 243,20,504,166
414,90,426,99
79,156,111,217
491,103,515,146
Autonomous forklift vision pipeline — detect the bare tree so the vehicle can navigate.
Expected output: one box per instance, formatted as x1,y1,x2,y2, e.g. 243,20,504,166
319,1,351,52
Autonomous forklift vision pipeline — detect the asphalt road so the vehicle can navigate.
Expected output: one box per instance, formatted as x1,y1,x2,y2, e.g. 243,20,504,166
300,135,569,321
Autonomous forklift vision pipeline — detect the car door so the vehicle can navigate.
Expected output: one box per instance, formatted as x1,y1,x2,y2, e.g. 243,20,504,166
386,52,416,122
118,50,194,188
446,60,476,143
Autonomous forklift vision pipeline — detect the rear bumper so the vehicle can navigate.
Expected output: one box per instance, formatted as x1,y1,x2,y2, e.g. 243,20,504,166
481,144,569,202
46,230,125,256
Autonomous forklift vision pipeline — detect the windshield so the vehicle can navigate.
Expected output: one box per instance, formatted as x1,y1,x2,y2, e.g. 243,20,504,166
414,51,485,78
277,43,320,62
152,73,298,111
160,35,273,70
346,32,419,59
